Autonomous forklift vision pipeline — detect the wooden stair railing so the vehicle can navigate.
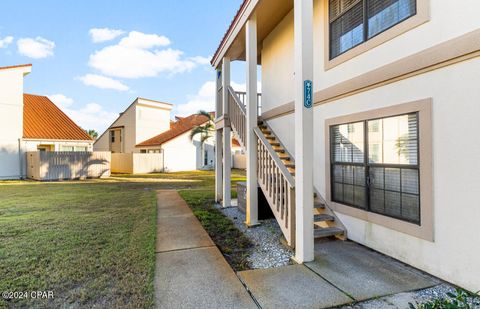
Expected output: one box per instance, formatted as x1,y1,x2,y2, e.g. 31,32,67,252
227,86,247,149
254,127,296,247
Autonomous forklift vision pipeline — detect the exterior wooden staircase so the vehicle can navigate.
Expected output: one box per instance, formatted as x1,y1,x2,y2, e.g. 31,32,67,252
227,86,346,247
258,121,347,242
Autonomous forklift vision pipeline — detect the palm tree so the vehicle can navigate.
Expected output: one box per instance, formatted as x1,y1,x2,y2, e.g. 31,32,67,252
190,110,214,167
189,110,214,144
85,129,99,140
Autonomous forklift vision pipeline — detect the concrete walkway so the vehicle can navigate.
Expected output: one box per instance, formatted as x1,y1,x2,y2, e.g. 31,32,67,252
155,191,440,309
154,190,256,309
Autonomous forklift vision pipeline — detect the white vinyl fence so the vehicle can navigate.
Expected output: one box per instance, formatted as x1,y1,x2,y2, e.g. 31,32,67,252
111,153,164,174
27,151,111,181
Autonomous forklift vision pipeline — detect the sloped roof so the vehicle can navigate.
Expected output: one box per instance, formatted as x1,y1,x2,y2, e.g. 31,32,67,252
211,0,249,65
136,114,211,147
23,94,92,141
0,64,32,71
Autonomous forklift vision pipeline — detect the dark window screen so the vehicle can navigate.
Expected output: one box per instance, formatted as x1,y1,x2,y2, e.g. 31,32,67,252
329,0,416,59
330,112,420,224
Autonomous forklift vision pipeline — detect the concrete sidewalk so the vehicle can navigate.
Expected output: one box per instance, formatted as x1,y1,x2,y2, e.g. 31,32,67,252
154,190,256,309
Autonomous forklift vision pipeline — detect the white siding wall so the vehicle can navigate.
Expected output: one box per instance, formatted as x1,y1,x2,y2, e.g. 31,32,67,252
161,131,215,172
0,68,28,179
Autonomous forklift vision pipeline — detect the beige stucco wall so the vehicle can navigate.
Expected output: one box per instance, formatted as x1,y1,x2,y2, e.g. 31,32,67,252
267,58,480,292
258,0,480,292
0,67,29,179
261,0,480,110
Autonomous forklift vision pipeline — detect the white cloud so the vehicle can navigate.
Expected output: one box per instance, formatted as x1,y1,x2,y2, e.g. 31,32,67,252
17,37,55,59
176,81,215,116
88,31,208,79
77,74,129,91
117,31,170,48
48,94,74,108
176,81,262,116
89,28,125,43
0,36,13,48
48,94,117,132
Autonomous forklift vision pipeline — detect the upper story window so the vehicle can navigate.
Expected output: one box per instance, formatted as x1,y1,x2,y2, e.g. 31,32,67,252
329,0,417,59
110,130,115,143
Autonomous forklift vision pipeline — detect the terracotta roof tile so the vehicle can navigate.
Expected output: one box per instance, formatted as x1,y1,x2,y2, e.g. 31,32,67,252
23,94,92,141
136,114,211,147
0,64,32,71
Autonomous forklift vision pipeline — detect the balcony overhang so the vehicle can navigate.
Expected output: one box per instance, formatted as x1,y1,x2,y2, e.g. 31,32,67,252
211,0,294,69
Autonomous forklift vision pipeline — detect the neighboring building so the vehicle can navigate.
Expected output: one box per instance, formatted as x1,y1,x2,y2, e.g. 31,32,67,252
95,100,242,172
136,113,216,172
0,64,93,179
94,98,173,154
212,0,480,293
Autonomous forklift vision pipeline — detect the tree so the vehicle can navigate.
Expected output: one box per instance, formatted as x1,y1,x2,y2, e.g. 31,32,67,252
189,110,214,145
190,111,214,167
85,129,98,140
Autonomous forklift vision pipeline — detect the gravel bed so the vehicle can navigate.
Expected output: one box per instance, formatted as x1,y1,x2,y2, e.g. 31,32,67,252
217,205,293,269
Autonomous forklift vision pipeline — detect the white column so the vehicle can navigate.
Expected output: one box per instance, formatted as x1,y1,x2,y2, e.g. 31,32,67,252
245,13,259,226
222,57,232,207
215,68,223,203
294,0,314,263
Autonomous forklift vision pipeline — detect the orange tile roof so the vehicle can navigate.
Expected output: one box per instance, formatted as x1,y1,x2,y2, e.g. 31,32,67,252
0,64,32,71
136,114,211,147
23,94,92,141
232,138,241,147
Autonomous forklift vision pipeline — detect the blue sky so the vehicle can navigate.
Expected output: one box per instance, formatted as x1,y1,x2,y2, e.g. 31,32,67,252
0,0,244,133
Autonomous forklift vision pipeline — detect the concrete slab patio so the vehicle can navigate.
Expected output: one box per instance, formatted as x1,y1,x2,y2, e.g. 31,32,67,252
239,265,353,309
154,190,256,309
306,240,439,302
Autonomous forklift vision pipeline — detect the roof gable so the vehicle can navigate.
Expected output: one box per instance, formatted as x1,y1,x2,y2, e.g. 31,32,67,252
23,94,92,141
136,114,211,147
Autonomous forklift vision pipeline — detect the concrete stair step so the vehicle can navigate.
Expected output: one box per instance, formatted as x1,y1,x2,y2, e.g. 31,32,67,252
314,227,344,238
314,214,335,222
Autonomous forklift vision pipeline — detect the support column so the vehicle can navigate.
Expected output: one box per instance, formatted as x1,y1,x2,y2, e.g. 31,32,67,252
294,0,314,263
215,129,223,202
222,58,232,207
215,67,223,203
245,13,259,226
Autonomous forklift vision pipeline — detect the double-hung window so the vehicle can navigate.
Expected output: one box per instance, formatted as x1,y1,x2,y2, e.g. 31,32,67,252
329,0,417,59
330,112,420,224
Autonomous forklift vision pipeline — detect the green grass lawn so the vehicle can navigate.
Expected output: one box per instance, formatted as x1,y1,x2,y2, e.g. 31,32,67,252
0,169,245,309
